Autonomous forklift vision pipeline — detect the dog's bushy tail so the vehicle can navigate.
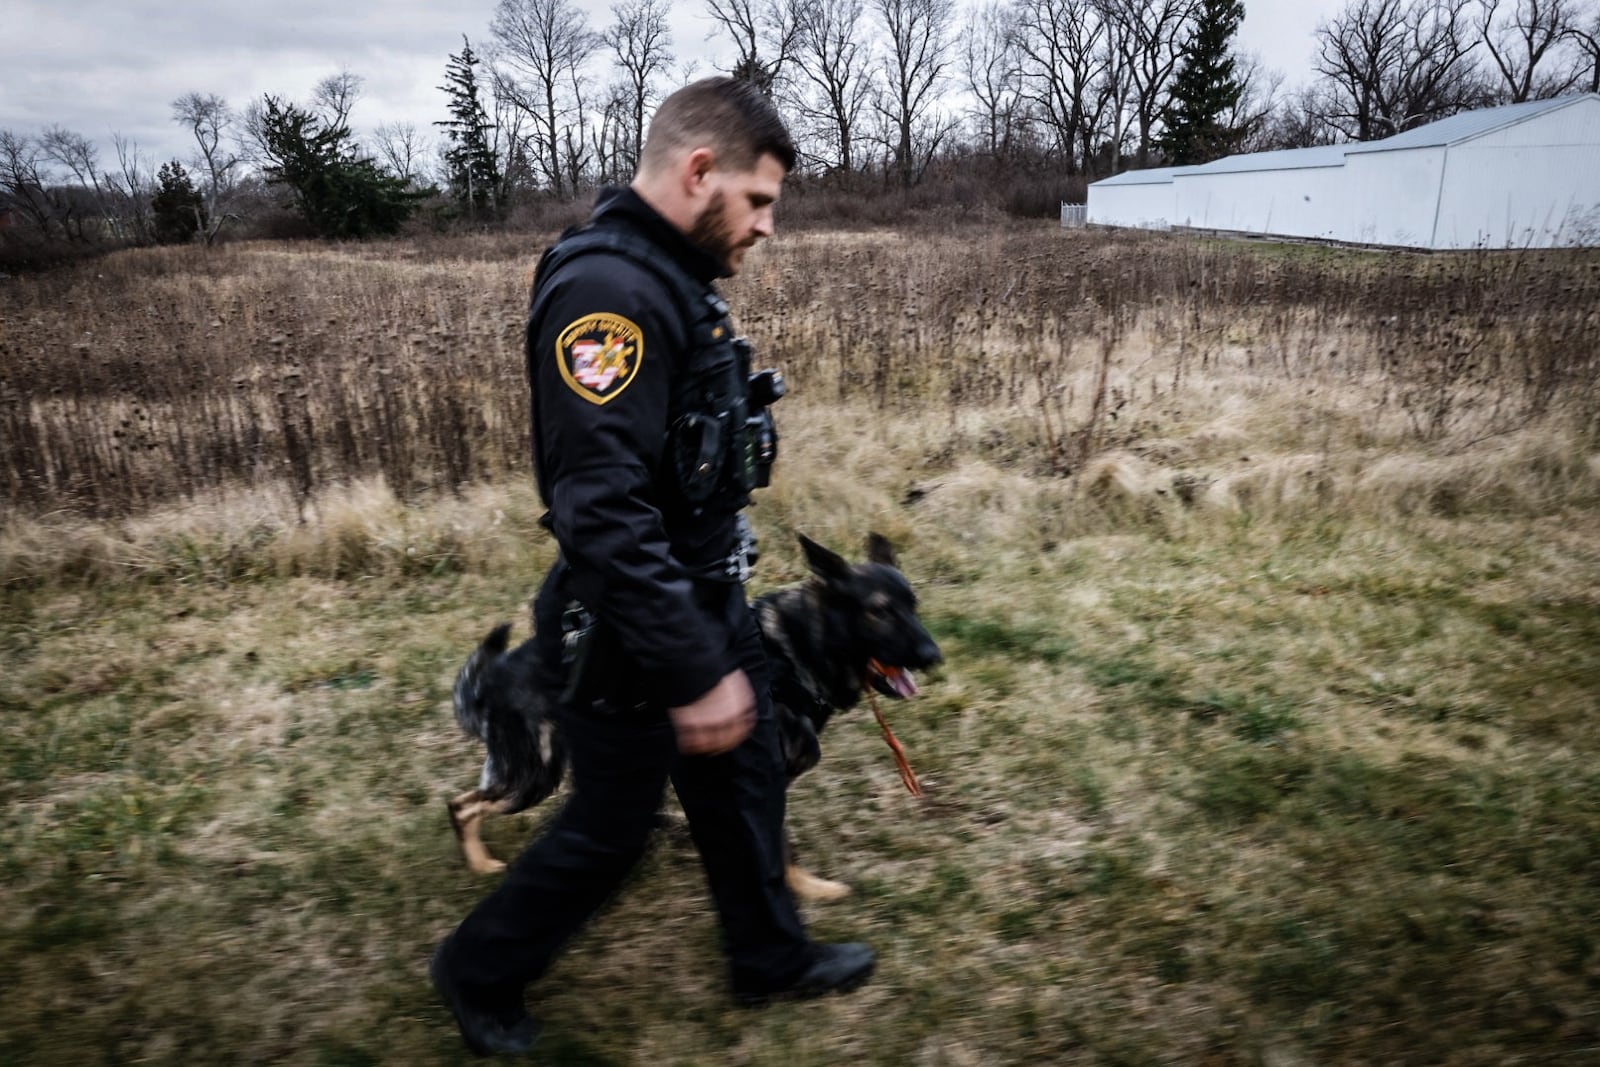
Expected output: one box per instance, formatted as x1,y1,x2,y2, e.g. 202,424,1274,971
451,622,567,815
453,623,512,743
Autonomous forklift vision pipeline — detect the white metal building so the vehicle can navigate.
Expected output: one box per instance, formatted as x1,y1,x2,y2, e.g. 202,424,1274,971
1085,94,1600,250
1084,166,1184,231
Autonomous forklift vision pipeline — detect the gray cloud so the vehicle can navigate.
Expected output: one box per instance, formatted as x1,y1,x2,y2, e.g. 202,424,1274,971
3,0,1337,177
5,1,520,166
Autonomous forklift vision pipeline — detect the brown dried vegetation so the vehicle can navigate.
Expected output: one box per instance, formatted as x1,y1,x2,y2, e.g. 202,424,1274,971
5,229,1597,522
4,229,1600,1066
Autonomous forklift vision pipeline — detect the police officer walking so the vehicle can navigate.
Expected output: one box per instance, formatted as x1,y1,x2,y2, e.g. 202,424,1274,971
430,78,875,1057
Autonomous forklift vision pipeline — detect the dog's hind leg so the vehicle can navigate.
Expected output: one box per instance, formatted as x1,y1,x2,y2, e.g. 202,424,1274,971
447,789,511,875
785,863,852,902
782,832,850,901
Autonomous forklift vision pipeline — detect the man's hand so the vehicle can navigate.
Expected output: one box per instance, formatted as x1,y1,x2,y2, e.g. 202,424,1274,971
670,670,756,755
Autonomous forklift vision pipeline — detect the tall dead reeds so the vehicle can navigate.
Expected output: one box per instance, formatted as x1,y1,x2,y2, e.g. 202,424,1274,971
3,230,1596,521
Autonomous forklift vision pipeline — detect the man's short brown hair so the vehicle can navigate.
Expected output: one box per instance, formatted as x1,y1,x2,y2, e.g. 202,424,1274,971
640,77,796,175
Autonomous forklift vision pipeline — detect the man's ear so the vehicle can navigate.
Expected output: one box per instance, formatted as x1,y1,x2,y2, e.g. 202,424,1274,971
684,147,716,197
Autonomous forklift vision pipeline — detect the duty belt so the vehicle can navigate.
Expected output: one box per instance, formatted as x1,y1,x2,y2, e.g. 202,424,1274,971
684,515,759,585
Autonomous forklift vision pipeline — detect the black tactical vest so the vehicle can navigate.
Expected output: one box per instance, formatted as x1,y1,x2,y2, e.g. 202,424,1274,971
529,224,761,525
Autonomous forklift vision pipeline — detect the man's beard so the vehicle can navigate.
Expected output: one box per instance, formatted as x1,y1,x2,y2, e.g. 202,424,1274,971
686,190,740,266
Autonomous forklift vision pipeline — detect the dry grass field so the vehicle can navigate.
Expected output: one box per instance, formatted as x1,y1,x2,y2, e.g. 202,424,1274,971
3,225,1599,1065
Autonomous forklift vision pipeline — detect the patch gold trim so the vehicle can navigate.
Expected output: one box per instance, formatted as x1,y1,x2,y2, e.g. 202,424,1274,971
556,313,644,405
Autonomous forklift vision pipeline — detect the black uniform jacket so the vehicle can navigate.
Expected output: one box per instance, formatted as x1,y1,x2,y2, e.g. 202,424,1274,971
527,185,740,710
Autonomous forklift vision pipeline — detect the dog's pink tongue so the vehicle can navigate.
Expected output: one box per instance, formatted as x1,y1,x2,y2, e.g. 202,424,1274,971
869,658,920,698
886,666,918,698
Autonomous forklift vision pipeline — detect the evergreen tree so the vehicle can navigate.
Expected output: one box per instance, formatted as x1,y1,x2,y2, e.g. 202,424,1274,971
1156,0,1247,166
436,37,503,219
257,95,423,238
731,54,778,97
151,160,206,244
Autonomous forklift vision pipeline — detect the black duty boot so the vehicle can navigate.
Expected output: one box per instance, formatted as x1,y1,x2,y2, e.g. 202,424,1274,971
733,942,876,1007
430,942,541,1057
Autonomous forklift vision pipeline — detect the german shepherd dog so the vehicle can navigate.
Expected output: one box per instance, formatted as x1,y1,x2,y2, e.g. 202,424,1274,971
447,533,942,901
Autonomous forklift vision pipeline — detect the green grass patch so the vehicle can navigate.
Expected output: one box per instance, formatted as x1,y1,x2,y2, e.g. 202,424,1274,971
4,230,1600,1062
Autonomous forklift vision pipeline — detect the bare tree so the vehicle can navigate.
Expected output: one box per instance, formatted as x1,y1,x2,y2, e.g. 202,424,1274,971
107,133,154,242
312,69,365,129
1225,54,1287,153
707,0,764,79
1095,7,1137,172
1254,83,1345,148
1314,0,1407,139
40,126,104,200
962,1,1027,158
0,129,64,238
238,98,268,164
589,82,632,184
561,65,596,191
1476,0,1584,100
373,122,431,186
1314,0,1487,141
790,0,876,175
607,0,675,175
1570,2,1600,92
870,0,958,186
171,92,245,244
39,126,133,240
1014,0,1114,172
491,0,601,197
1105,0,1201,167
489,75,538,198
1390,0,1494,120
703,0,806,91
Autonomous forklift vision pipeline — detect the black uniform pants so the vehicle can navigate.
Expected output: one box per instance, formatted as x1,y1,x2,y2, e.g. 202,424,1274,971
443,577,811,998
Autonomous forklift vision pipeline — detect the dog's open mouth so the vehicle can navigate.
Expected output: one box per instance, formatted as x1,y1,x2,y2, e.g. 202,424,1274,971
867,658,919,699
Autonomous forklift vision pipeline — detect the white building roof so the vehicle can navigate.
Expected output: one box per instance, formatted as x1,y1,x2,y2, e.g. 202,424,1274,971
1092,166,1184,187
1186,144,1353,175
1088,145,1347,187
1345,94,1588,155
1089,94,1598,186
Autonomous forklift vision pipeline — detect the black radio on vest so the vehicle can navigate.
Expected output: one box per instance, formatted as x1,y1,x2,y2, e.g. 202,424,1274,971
744,361,785,489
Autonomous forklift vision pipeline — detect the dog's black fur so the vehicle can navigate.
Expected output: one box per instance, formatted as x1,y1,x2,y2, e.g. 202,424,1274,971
447,533,941,896
761,533,942,783
447,625,568,874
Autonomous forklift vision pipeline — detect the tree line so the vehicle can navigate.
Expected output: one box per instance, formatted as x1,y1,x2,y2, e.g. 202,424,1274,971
4,0,1599,259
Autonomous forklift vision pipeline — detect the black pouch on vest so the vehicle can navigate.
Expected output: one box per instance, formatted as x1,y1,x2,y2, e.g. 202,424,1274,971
671,411,724,505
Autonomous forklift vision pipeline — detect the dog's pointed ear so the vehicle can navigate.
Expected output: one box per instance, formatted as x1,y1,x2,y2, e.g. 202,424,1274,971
866,532,897,568
798,534,852,584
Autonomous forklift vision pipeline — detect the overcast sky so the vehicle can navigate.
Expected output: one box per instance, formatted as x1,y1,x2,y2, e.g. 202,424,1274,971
2,0,1345,173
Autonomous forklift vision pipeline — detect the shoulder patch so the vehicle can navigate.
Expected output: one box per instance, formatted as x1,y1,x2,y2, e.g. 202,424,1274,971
556,313,644,404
